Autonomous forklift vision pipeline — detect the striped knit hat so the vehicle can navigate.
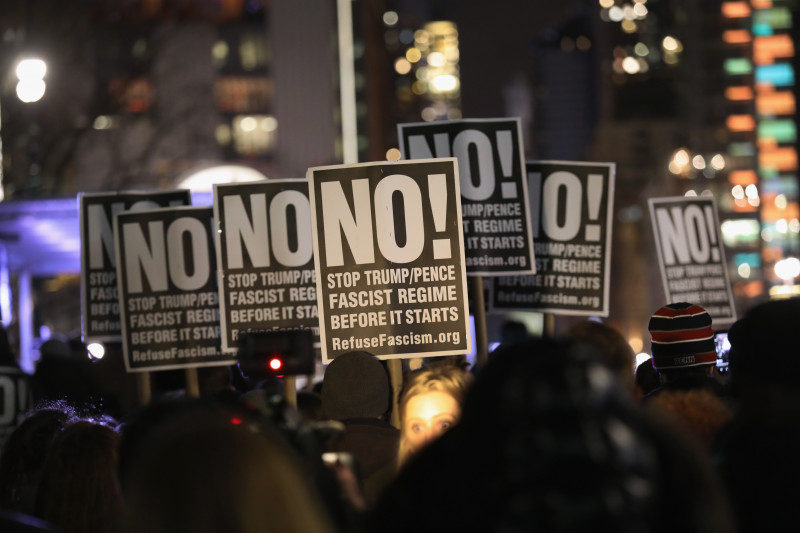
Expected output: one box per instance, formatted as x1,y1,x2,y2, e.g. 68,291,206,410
648,302,717,370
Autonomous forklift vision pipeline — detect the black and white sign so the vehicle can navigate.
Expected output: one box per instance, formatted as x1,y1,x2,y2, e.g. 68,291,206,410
0,366,30,447
492,161,615,316
649,196,736,326
80,190,191,342
308,159,471,363
115,206,233,372
398,118,535,276
213,180,319,353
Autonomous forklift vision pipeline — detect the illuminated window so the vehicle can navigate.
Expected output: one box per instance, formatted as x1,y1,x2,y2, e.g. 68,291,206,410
721,2,751,18
109,77,154,113
723,30,751,44
729,170,758,186
755,63,795,87
725,86,754,100
724,58,753,75
750,0,773,8
753,35,795,65
231,115,277,156
753,8,793,31
728,142,756,156
760,147,798,171
215,77,272,113
727,114,756,131
758,120,797,143
756,90,796,115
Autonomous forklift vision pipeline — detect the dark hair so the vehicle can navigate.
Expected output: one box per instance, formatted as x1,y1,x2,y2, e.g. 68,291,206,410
0,407,76,513
121,407,336,533
35,421,121,533
564,320,635,392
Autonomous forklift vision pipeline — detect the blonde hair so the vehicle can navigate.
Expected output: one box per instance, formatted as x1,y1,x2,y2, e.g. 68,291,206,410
397,361,471,466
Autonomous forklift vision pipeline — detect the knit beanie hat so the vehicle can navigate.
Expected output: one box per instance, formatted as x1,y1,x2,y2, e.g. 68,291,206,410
321,351,390,421
648,302,717,370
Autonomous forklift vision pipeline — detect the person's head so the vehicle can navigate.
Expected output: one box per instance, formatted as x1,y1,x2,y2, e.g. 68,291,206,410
727,297,800,406
321,351,390,421
634,358,662,400
648,302,716,382
121,409,335,533
397,361,470,466
35,420,121,533
564,320,636,395
0,407,77,514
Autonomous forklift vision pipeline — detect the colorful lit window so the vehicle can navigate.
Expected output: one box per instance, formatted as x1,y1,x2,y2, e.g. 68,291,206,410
727,114,756,131
723,30,751,44
758,120,797,143
726,86,754,100
759,147,798,171
724,58,753,75
753,35,795,65
755,63,795,86
756,90,796,115
729,170,758,186
752,7,793,31
722,2,751,18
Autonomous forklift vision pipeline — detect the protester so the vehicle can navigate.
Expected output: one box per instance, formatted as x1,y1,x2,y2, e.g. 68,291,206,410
396,359,471,467
31,337,97,411
120,405,336,533
645,302,725,399
321,350,398,506
563,319,636,397
0,406,76,515
634,358,661,400
646,388,732,451
34,420,121,533
713,297,800,532
367,337,735,533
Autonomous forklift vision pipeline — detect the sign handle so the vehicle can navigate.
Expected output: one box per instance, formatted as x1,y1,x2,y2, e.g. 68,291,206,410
184,368,200,397
470,276,489,368
387,359,403,429
136,372,151,405
543,312,556,337
283,376,297,407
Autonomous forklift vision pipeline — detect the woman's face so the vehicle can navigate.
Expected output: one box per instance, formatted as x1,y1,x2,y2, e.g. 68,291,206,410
403,390,461,454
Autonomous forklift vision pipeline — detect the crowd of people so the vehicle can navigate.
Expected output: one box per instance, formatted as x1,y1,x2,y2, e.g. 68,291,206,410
0,297,798,532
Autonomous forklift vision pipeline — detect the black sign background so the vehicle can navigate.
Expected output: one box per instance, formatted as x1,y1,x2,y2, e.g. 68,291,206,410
649,196,736,326
308,159,471,363
80,190,190,341
213,180,319,353
492,161,615,316
115,206,233,372
398,118,535,276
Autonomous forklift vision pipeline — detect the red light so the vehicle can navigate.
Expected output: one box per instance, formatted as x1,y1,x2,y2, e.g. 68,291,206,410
269,358,283,371
230,417,243,425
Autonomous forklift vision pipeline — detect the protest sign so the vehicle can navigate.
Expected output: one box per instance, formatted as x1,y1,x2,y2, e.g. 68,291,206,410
80,190,191,342
213,180,319,353
398,118,535,276
0,366,30,447
492,161,615,316
115,206,234,372
308,158,471,363
649,196,736,326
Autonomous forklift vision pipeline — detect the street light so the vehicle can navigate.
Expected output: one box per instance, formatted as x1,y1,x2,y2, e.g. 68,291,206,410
15,58,47,103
